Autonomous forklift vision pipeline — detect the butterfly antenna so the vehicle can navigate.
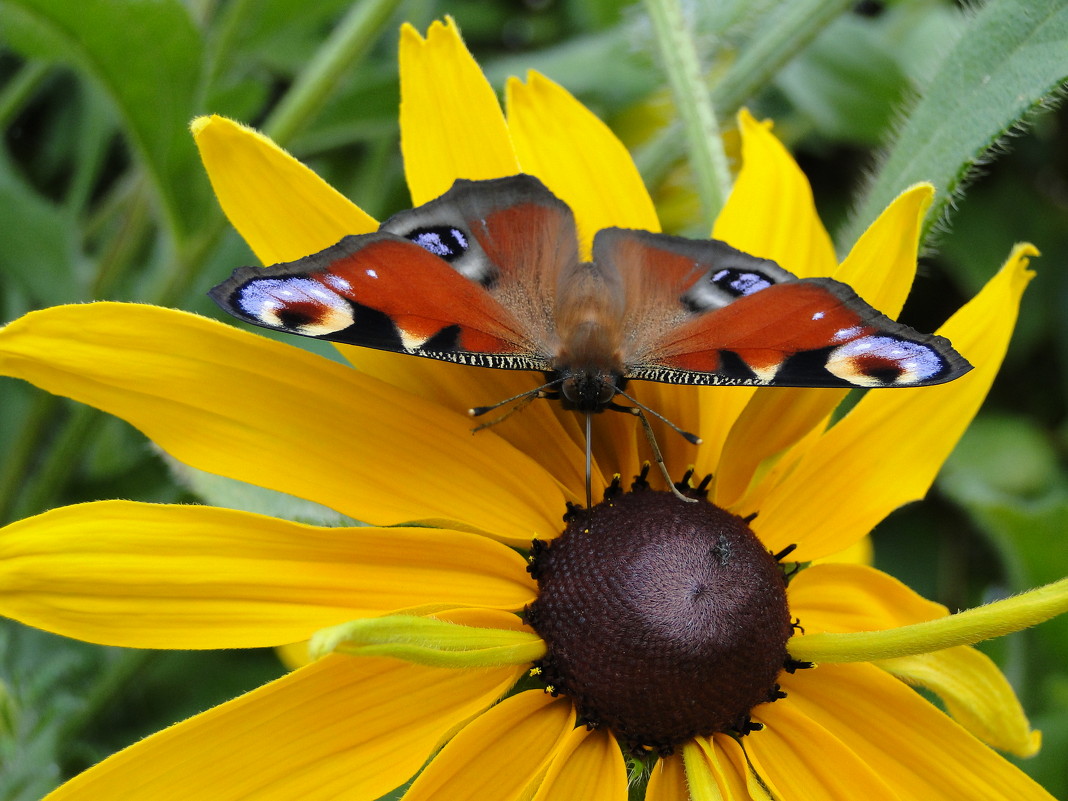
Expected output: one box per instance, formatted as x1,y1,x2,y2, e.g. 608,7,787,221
585,412,593,510
469,378,563,432
614,389,698,504
614,388,702,446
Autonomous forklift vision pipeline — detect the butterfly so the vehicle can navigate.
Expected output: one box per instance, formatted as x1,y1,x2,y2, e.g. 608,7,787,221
210,174,971,507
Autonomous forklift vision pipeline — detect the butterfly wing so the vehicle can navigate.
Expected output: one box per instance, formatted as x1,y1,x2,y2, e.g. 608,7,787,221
210,175,580,371
594,228,971,389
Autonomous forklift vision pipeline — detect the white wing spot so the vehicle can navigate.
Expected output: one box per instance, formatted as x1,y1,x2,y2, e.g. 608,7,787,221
812,311,825,321
833,325,864,342
365,268,378,279
324,274,352,291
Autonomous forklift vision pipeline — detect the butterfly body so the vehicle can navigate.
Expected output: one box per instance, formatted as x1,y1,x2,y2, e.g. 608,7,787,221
211,174,971,498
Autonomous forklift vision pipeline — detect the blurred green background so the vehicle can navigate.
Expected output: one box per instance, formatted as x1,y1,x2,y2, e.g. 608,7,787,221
0,0,1065,798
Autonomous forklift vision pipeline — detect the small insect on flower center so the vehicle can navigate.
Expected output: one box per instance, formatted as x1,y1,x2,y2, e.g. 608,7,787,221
524,485,794,755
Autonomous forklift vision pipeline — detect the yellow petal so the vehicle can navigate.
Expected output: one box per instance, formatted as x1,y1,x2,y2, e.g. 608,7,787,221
44,653,521,801
399,19,519,204
714,733,779,800
698,107,840,472
0,500,536,649
684,737,753,800
879,646,1041,758
833,183,933,317
748,698,906,801
531,726,627,801
275,640,311,670
402,691,575,801
712,110,836,279
506,71,660,254
343,348,596,501
680,741,722,801
0,303,566,546
781,662,1056,800
714,185,934,507
191,115,376,264
692,385,758,483
713,388,836,508
788,563,946,633
812,534,873,566
646,753,688,801
754,245,1037,559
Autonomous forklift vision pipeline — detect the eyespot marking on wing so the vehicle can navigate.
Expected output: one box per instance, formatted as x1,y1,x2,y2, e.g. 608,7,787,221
234,277,354,337
405,226,469,262
826,335,949,387
710,267,777,297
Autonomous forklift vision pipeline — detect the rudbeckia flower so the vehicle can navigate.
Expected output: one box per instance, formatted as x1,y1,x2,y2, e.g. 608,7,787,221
0,18,1062,801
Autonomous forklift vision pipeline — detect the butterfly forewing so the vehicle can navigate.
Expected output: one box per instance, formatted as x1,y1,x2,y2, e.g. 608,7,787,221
209,176,587,372
382,175,580,356
628,277,970,388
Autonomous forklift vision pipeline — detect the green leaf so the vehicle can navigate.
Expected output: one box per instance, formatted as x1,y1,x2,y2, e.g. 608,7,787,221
0,150,82,305
0,0,212,244
939,415,1068,668
776,14,908,144
841,0,1068,247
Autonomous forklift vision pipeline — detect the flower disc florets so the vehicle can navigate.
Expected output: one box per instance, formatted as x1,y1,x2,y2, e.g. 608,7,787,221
524,484,793,754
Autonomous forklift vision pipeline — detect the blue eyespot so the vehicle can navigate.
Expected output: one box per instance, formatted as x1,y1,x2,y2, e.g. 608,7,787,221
710,268,774,297
407,226,469,261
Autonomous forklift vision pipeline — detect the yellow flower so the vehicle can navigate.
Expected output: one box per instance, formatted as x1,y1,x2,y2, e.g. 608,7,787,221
0,18,1058,801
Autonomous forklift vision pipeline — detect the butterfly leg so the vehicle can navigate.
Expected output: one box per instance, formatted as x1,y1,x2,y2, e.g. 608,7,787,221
585,413,593,510
627,405,698,504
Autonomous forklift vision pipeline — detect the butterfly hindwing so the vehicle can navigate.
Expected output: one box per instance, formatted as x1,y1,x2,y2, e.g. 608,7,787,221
593,227,795,318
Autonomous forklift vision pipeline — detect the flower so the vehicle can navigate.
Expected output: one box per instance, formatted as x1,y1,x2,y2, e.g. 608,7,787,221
0,17,1059,801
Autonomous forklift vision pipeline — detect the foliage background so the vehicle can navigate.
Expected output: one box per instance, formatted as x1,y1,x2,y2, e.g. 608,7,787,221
0,0,1065,798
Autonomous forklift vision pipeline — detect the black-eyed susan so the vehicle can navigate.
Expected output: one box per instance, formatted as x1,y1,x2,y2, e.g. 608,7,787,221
0,18,1064,801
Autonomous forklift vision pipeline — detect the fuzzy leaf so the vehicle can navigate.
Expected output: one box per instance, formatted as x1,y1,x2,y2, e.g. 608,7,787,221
841,0,1068,247
1,0,211,242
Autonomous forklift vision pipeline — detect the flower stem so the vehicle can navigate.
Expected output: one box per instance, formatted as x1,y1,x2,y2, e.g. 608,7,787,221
0,60,49,128
0,394,58,525
643,0,732,227
712,0,854,116
788,577,1068,663
9,405,98,522
264,0,401,147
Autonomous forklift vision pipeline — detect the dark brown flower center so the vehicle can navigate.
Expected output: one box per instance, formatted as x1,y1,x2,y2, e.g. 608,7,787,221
524,487,793,754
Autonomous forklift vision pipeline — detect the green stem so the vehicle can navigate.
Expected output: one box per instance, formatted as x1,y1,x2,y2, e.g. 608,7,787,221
788,577,1068,663
643,0,732,227
55,649,155,745
635,0,851,195
155,0,401,306
0,60,50,129
11,405,98,522
0,394,59,525
264,0,401,146
712,0,854,116
91,176,154,298
200,0,256,104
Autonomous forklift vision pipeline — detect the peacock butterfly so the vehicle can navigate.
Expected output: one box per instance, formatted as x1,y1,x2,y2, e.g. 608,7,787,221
210,174,971,505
